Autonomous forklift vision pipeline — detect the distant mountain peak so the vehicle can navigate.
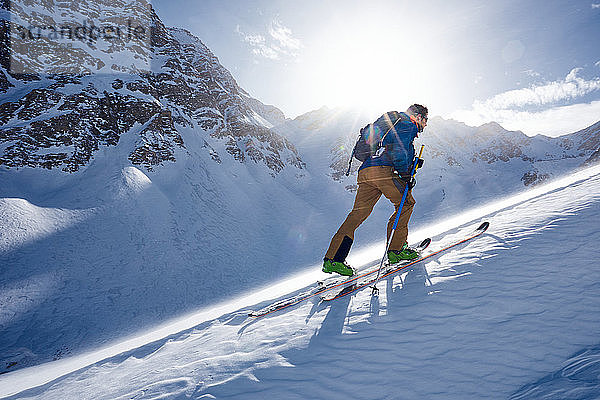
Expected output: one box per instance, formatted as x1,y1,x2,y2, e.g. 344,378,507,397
280,106,600,188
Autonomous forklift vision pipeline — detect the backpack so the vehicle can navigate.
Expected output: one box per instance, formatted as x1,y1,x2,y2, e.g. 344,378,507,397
345,111,407,176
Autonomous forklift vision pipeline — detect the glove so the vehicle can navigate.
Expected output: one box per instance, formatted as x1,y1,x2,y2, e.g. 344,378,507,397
415,157,424,169
395,173,416,190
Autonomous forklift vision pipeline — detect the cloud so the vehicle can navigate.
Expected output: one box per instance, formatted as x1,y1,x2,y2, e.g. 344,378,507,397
236,25,279,60
236,19,302,61
268,20,301,52
450,69,600,137
523,69,541,78
592,3,600,8
475,68,600,111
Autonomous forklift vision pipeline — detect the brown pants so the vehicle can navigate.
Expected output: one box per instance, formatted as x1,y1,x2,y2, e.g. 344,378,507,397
325,166,415,260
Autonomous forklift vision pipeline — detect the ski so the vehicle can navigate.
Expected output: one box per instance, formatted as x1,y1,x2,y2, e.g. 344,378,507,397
321,221,490,302
248,237,431,318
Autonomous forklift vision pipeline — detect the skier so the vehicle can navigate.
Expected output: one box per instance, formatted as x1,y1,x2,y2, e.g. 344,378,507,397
322,104,429,276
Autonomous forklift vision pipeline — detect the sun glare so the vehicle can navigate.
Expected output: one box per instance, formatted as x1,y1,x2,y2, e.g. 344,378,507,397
308,18,425,115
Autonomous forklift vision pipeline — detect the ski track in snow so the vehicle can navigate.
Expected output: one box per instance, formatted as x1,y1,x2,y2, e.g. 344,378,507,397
1,168,600,399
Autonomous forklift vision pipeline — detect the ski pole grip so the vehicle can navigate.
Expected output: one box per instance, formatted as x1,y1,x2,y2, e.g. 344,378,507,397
414,145,425,174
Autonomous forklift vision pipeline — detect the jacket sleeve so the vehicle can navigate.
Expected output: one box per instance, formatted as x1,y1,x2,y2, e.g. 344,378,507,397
383,120,417,174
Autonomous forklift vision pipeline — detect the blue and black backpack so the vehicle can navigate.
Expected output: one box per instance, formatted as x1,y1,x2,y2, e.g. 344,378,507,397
346,111,409,175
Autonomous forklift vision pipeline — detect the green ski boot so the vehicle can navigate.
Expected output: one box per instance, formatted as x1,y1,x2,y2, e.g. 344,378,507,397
387,243,419,264
322,258,355,276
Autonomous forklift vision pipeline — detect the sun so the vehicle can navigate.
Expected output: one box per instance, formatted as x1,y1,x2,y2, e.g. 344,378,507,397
306,18,425,116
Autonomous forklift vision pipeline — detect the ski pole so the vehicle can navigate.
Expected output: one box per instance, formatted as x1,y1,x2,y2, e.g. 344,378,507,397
371,144,425,294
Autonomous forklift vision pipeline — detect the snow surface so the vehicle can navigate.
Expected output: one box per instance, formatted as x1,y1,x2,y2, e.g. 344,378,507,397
2,165,600,399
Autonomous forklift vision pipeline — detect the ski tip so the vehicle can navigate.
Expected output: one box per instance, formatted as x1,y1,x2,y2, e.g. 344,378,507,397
476,221,490,232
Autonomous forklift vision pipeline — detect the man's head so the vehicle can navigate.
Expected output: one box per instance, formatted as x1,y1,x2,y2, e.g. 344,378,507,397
407,104,428,133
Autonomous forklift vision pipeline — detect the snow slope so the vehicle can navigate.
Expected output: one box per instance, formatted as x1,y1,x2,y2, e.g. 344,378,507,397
8,111,594,376
0,138,324,374
2,164,599,399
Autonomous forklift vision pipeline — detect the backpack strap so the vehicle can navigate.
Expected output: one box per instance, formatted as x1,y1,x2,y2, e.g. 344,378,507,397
378,113,405,148
345,134,359,176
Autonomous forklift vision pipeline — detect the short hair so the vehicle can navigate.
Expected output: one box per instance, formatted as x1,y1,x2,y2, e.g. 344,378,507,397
407,104,428,119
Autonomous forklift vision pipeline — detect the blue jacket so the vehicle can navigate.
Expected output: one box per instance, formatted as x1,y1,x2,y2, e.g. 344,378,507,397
358,112,418,175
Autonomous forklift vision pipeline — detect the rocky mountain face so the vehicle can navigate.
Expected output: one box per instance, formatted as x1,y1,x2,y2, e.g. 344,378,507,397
0,0,302,174
584,148,600,166
568,120,600,166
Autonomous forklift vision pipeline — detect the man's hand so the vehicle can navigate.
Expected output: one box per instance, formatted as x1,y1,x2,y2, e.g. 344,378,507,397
394,172,417,190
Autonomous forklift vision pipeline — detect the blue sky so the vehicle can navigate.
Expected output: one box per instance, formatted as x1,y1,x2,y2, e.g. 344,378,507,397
153,0,600,136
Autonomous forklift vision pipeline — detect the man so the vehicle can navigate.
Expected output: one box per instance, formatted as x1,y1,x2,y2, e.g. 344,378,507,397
322,104,428,276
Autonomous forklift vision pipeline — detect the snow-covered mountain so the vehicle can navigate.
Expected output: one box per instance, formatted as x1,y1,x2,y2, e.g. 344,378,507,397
1,0,600,385
0,0,312,375
275,107,600,223
0,0,301,173
280,107,600,186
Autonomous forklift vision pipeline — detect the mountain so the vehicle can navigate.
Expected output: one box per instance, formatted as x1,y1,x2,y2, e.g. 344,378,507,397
584,148,600,166
1,0,599,380
275,108,600,222
280,108,600,186
569,120,600,166
0,0,315,374
0,0,302,174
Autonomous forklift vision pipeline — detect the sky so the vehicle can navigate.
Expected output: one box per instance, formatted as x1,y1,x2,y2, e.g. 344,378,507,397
152,0,600,137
